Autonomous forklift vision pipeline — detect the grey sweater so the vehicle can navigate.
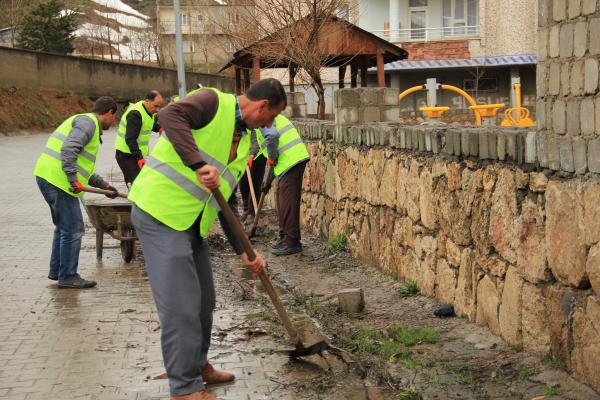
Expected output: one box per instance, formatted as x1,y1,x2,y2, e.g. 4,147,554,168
61,115,108,188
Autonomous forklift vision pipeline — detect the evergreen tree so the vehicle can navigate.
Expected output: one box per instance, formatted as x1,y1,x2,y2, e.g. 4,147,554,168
16,0,78,54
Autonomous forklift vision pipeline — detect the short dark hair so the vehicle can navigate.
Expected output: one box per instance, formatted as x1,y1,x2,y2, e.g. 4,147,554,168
245,78,287,109
93,96,117,114
146,90,161,101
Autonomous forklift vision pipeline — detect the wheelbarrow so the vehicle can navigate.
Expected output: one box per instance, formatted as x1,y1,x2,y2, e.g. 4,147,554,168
83,195,137,263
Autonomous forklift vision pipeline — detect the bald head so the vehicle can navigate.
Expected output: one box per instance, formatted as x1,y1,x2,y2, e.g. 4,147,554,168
144,90,164,114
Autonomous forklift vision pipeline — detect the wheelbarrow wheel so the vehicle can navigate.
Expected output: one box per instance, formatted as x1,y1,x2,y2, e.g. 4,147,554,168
121,239,134,263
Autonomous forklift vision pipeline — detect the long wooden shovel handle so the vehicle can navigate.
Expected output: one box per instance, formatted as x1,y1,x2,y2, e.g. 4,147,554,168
249,193,266,237
83,186,128,199
249,166,275,237
246,166,258,212
211,188,301,345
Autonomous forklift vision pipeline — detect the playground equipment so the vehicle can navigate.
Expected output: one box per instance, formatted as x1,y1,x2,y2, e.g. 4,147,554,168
398,78,520,125
501,79,535,127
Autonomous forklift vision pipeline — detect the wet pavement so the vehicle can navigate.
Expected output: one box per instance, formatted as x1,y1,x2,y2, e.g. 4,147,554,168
0,130,304,400
3,130,600,400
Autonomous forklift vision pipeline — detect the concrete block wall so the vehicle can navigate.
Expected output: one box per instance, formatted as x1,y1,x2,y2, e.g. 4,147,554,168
538,0,600,147
334,88,400,137
282,92,307,119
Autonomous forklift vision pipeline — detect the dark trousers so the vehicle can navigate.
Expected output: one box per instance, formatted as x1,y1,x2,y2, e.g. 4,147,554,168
115,150,141,185
276,160,307,246
239,155,266,215
131,205,214,396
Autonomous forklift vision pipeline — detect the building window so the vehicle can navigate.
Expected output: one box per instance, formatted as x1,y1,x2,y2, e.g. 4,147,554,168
336,4,350,21
464,77,498,92
410,10,427,39
180,13,189,25
443,0,478,36
409,0,428,6
197,14,204,31
182,40,194,53
225,42,236,54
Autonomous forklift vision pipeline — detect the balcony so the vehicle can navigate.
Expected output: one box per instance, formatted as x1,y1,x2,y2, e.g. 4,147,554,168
373,25,479,43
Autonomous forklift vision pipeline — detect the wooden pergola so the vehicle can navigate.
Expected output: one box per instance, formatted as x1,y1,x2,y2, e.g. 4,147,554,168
219,17,408,94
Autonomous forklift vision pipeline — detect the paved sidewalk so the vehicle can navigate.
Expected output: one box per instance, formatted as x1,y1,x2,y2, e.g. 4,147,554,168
0,131,301,400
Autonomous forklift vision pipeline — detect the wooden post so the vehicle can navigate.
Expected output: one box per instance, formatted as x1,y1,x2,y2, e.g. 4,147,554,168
350,62,358,88
243,69,250,91
376,48,385,87
338,65,346,88
252,57,261,82
235,67,242,95
360,57,368,87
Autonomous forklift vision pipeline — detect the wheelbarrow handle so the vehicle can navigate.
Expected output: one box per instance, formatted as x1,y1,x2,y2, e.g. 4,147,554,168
83,186,128,199
211,187,302,346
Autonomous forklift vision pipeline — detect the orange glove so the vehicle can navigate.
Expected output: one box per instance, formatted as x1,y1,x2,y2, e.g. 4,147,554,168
158,128,164,136
69,180,84,194
267,158,276,166
247,155,254,168
137,158,146,169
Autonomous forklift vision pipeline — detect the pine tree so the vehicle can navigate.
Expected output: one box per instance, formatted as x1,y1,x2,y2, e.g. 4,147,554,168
16,0,78,54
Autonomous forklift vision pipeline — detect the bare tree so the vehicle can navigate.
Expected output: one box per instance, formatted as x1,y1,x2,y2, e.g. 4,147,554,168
217,0,351,119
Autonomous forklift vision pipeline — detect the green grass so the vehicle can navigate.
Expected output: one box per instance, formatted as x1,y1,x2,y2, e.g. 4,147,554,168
400,281,420,296
547,356,567,371
544,386,563,396
289,289,307,306
388,323,439,345
423,371,447,389
327,233,347,253
449,363,478,389
517,366,539,380
396,385,421,400
343,324,438,365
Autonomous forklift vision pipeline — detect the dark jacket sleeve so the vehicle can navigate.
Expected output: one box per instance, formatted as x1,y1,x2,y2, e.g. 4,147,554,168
62,115,96,182
156,90,218,170
125,110,143,158
152,119,161,132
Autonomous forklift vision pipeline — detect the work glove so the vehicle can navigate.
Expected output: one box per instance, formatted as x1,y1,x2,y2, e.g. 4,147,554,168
267,158,277,166
69,180,84,194
104,184,119,199
158,127,164,136
247,155,254,168
137,158,146,169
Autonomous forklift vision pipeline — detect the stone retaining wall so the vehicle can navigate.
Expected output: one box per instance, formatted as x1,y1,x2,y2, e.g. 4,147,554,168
293,119,600,392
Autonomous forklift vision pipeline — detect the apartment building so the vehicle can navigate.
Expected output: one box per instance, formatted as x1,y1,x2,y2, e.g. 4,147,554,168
359,0,538,111
156,0,254,74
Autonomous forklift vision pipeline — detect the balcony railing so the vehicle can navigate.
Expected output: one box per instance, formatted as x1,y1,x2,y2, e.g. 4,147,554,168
373,25,479,43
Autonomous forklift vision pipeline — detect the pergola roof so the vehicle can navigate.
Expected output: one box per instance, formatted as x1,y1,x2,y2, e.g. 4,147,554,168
219,16,408,72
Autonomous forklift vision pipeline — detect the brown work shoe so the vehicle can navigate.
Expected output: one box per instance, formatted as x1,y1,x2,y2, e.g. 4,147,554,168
171,390,218,400
201,363,235,384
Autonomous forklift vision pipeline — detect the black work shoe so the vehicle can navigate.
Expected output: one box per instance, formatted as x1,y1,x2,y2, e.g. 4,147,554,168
58,277,97,289
272,238,286,250
272,243,303,256
48,272,58,281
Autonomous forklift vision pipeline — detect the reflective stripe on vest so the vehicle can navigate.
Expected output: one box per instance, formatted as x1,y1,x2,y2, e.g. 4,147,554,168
161,134,238,191
33,113,100,197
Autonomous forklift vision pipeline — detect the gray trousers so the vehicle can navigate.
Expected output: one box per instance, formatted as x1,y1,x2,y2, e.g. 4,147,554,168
131,205,215,396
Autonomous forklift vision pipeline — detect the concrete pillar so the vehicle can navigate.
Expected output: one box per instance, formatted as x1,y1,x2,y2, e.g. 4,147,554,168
389,0,400,41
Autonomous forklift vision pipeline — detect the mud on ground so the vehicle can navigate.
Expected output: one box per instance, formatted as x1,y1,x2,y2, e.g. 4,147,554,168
211,208,600,400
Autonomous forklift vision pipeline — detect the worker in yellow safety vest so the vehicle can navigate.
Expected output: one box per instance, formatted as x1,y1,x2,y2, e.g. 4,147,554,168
34,97,119,289
128,78,287,400
260,114,310,256
114,90,164,184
